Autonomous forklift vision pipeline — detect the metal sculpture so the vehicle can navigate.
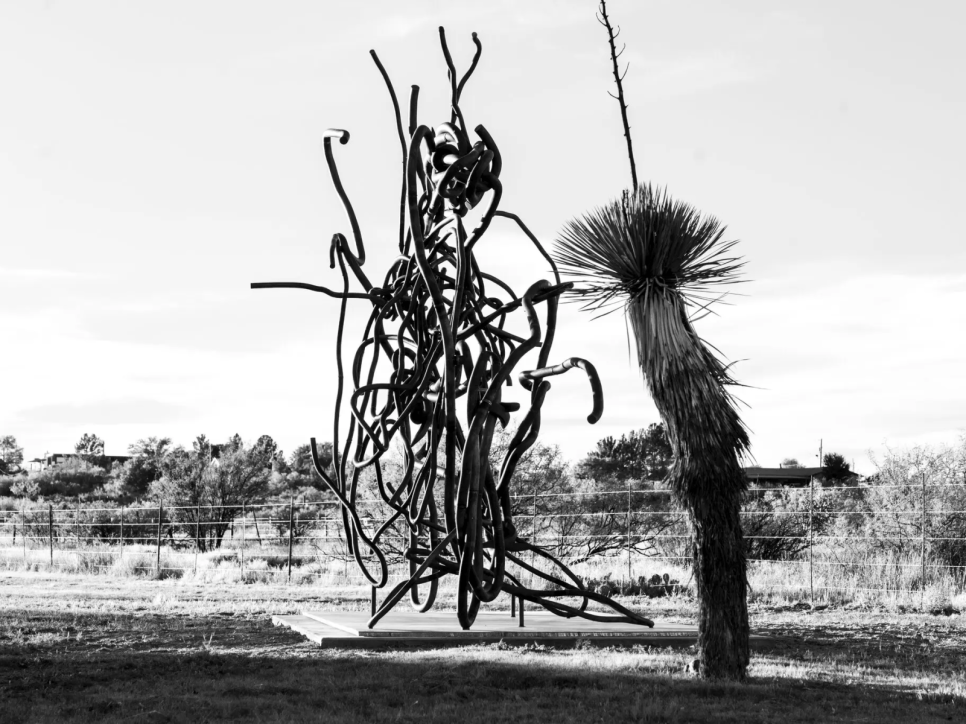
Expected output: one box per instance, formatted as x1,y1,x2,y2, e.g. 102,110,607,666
252,28,652,631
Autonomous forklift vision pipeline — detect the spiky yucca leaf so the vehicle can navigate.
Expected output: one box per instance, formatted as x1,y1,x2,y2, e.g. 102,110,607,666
554,182,751,494
555,184,746,313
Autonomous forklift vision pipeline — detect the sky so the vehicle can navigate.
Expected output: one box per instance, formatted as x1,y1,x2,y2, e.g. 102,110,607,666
1,0,964,474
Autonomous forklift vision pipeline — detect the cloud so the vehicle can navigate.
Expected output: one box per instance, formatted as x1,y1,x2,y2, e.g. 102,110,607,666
0,267,83,279
16,399,192,426
77,290,291,353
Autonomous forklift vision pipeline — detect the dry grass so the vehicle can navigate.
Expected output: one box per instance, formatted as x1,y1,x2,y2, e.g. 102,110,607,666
1,571,964,723
3,542,965,614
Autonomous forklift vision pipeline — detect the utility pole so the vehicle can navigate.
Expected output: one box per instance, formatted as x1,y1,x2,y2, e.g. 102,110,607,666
809,438,822,604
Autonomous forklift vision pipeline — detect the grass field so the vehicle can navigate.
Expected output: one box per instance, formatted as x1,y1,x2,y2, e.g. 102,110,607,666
1,571,964,723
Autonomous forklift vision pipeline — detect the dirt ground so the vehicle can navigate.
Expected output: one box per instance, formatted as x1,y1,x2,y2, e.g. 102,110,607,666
1,571,964,723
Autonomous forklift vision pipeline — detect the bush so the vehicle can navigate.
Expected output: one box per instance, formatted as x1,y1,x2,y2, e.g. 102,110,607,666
862,444,966,570
9,460,110,500
111,549,184,579
742,487,837,561
583,572,683,598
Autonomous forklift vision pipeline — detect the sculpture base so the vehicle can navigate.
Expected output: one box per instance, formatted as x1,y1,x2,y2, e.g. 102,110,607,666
273,610,716,649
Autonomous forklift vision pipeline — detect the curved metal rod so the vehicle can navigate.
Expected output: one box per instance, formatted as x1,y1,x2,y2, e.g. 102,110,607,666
250,281,373,300
519,357,604,424
251,29,655,633
323,129,365,265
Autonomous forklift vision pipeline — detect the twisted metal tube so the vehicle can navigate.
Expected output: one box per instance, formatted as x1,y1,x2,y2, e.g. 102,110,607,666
252,29,653,631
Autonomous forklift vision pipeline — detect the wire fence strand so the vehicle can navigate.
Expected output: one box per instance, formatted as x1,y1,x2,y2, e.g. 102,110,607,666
1,480,965,603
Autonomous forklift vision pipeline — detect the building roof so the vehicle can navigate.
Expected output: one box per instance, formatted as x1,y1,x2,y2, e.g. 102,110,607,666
743,466,824,480
42,452,132,463
744,466,859,482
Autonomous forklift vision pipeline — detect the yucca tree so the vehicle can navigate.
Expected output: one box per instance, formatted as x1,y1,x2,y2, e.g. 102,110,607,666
555,184,751,679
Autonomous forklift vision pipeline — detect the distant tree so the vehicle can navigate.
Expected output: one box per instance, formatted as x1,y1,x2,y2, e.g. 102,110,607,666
289,444,314,475
108,437,173,500
107,458,157,501
74,433,106,462
156,447,206,498
313,442,334,472
193,434,213,460
576,423,673,484
151,436,273,550
284,442,334,490
780,457,805,469
822,453,852,482
252,434,284,484
0,435,24,475
253,434,278,461
128,436,171,459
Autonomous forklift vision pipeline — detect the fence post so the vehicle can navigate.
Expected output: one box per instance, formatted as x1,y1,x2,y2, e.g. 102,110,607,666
626,478,632,586
22,506,26,564
195,504,201,575
156,500,163,575
287,495,295,581
119,506,124,548
808,475,815,604
241,503,246,580
921,471,927,611
252,506,262,547
531,490,537,588
48,504,54,567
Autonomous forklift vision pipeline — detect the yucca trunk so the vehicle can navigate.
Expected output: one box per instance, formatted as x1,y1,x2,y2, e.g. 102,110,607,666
687,490,749,677
630,296,750,679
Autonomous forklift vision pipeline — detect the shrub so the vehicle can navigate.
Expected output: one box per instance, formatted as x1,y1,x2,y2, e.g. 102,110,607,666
10,460,110,500
742,487,836,562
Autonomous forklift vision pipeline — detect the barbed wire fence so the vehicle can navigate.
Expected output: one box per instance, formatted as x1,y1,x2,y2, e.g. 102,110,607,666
1,480,965,608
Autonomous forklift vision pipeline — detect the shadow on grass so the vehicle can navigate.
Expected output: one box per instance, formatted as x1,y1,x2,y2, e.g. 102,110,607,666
1,610,963,724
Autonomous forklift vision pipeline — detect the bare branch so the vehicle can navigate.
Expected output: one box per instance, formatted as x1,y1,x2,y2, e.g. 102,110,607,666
598,0,638,191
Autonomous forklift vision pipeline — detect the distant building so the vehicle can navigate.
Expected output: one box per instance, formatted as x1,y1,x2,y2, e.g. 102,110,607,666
743,466,859,488
27,453,132,471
